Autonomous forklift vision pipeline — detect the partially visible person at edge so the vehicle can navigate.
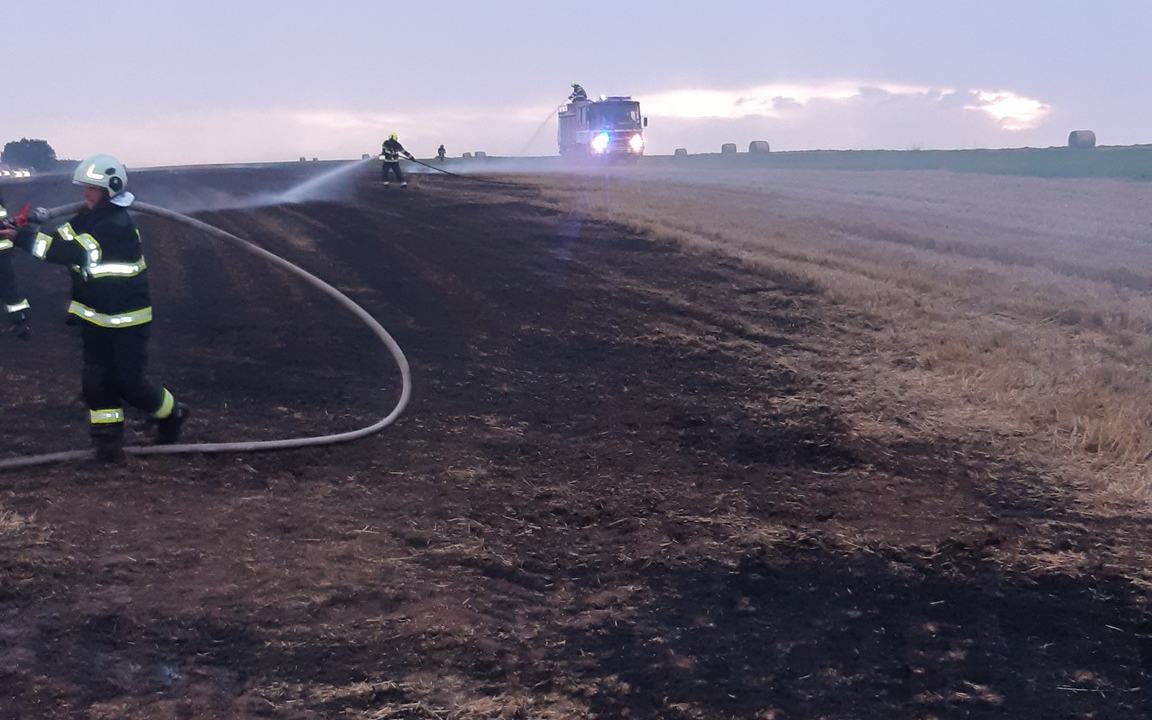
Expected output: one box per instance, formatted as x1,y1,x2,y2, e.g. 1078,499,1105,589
0,192,31,338
0,154,190,462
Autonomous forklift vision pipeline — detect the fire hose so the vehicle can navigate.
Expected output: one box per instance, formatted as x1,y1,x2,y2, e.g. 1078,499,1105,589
0,201,412,471
405,157,522,187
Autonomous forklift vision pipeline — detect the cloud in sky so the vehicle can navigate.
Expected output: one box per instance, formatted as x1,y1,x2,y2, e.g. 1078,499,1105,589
966,90,1052,130
0,80,1058,166
643,82,1052,132
642,82,946,120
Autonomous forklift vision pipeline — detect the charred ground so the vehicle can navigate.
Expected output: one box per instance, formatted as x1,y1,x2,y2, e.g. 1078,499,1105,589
1,167,1151,718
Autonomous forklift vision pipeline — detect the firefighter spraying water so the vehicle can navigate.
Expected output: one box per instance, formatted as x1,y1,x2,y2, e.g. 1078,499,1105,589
380,133,415,188
558,84,648,159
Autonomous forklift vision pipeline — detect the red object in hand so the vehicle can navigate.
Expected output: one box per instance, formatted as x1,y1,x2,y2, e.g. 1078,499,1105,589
11,203,30,227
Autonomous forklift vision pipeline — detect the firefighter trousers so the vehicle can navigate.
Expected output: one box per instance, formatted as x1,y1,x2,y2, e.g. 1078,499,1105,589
382,162,405,183
81,323,175,437
0,248,26,313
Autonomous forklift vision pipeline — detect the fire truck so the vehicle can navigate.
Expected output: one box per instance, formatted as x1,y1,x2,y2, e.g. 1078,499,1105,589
558,95,648,159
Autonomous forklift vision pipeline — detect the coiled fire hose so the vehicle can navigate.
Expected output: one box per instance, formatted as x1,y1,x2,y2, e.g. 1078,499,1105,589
0,201,412,471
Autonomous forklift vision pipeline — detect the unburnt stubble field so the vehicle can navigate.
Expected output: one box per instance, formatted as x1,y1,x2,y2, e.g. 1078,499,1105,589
528,166,1152,499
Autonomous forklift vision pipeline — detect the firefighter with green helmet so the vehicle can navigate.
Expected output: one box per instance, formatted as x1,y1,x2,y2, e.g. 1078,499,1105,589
0,153,190,461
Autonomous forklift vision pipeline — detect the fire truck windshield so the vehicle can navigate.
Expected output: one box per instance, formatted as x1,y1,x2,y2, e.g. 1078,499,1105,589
590,103,641,128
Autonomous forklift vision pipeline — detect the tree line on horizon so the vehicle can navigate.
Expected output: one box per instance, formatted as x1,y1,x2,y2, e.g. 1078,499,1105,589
1,139,77,171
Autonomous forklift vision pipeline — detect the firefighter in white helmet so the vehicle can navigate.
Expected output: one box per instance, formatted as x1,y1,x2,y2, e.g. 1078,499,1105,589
1,154,189,461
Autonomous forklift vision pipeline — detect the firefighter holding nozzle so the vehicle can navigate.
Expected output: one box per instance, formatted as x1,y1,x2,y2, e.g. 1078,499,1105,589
380,133,414,188
0,154,190,462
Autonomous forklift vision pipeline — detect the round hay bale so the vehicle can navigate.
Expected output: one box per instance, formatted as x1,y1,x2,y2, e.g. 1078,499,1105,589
299,156,307,163
475,151,487,159
462,152,473,159
1068,130,1097,149
311,157,319,162
674,148,688,157
748,140,770,154
721,143,738,155
361,153,371,160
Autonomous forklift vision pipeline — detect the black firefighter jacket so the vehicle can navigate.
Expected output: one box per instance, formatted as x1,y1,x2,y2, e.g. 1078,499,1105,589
15,203,152,328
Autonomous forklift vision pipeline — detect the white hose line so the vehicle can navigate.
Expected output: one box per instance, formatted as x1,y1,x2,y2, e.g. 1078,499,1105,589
0,201,412,471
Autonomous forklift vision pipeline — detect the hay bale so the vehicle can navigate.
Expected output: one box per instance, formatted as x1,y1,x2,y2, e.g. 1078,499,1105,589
311,157,319,162
462,152,473,159
1068,130,1097,149
674,148,688,157
361,153,371,160
299,156,307,163
721,143,738,155
475,151,487,159
748,140,770,154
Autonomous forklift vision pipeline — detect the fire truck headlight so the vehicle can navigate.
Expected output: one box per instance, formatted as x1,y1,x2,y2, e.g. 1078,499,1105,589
629,134,645,153
591,132,611,153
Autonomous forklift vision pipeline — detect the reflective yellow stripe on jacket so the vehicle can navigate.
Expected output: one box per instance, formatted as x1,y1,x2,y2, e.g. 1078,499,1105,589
58,224,102,265
31,232,53,259
0,239,12,251
68,301,153,328
5,299,30,313
87,257,147,279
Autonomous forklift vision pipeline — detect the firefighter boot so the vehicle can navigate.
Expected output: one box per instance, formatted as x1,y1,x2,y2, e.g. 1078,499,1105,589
155,403,190,445
92,430,125,463
9,309,30,340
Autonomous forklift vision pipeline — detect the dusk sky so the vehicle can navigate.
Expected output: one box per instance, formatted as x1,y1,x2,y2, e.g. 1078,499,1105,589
7,1,1149,165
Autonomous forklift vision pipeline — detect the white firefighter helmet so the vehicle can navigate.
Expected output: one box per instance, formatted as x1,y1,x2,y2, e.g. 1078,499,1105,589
73,154,134,207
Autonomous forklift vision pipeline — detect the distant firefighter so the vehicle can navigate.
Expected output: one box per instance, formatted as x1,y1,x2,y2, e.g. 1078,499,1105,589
569,83,588,102
437,144,447,162
380,133,414,188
